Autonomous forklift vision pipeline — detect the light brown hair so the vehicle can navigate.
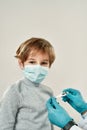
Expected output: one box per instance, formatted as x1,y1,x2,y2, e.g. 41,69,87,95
15,37,55,67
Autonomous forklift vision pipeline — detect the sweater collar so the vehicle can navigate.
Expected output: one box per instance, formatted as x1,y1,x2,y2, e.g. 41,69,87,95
23,77,40,87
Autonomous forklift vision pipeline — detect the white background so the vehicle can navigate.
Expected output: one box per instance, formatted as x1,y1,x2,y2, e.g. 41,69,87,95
0,0,87,129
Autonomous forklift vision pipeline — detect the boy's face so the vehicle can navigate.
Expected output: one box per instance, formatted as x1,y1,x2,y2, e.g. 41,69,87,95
19,51,50,69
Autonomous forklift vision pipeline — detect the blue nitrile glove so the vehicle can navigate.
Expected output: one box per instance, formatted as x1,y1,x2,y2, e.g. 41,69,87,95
62,88,87,114
46,97,73,128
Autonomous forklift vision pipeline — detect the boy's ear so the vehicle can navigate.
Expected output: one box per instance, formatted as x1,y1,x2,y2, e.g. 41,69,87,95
18,59,24,69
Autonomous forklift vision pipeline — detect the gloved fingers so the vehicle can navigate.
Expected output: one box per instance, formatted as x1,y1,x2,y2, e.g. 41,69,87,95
51,97,60,109
46,97,57,110
65,92,75,100
62,92,75,103
63,88,80,95
62,96,70,102
52,98,67,112
46,97,53,110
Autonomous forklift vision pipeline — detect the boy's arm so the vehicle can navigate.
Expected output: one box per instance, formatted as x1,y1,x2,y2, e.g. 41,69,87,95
0,86,20,130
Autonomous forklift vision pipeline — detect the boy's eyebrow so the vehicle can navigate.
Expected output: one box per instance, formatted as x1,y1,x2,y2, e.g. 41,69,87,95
42,59,49,61
28,58,35,60
41,59,49,62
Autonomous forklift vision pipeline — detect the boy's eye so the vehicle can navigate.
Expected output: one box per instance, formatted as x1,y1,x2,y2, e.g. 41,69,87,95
41,62,48,65
29,61,36,64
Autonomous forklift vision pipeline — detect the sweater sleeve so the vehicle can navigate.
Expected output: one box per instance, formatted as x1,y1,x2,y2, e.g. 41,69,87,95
0,85,20,130
70,125,83,130
78,113,87,130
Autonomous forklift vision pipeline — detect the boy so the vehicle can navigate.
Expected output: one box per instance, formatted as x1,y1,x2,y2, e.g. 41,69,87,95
0,37,55,130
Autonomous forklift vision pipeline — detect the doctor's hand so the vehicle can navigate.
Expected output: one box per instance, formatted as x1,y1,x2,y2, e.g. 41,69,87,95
46,97,73,128
62,88,87,114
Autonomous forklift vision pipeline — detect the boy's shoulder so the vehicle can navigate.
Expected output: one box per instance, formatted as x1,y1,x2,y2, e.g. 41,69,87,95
0,79,25,105
3,78,24,96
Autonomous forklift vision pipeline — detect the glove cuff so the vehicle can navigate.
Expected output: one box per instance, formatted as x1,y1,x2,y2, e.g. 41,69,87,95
63,120,78,130
80,103,87,114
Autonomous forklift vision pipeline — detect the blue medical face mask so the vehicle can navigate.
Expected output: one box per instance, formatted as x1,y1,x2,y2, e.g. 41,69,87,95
23,65,49,83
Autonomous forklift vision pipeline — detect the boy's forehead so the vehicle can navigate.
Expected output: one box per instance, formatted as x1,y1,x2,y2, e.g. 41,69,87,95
28,50,49,59
29,50,48,56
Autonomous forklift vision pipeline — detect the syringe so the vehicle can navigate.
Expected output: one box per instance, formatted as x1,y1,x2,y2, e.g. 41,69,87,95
56,92,68,99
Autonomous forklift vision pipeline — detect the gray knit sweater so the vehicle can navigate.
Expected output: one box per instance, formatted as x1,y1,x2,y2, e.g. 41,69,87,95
0,78,54,130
